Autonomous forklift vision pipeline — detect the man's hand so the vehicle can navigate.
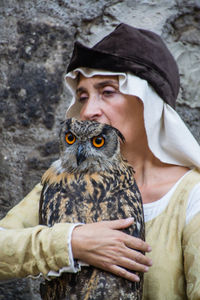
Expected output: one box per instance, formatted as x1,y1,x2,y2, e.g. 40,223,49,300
71,218,152,282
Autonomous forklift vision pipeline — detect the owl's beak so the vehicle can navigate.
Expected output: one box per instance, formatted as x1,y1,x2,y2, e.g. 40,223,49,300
76,144,86,165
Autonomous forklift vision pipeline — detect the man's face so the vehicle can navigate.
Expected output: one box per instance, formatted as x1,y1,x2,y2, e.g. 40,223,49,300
76,75,145,149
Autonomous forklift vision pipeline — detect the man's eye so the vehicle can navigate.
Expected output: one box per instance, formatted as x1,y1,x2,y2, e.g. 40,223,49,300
102,89,116,97
103,90,114,95
102,85,119,97
78,94,88,103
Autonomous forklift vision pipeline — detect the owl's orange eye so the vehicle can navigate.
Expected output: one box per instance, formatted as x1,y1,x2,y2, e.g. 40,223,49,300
65,132,76,145
92,136,105,148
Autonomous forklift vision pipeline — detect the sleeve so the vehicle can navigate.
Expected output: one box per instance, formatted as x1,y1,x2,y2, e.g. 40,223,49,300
0,184,81,280
183,212,200,299
0,223,77,280
0,183,42,229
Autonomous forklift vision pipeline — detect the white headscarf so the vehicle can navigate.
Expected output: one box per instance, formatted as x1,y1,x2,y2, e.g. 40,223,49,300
65,67,200,170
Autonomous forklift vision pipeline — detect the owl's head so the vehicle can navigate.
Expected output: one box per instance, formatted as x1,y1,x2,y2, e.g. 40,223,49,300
54,118,125,174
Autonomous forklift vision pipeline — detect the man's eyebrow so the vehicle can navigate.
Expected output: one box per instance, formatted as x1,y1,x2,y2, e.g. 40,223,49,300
76,87,86,95
94,80,119,89
76,80,119,95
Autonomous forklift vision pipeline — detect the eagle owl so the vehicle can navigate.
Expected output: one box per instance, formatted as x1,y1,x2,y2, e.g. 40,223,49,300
39,118,145,300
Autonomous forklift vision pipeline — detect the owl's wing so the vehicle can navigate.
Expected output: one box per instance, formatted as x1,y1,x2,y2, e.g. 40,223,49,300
39,166,66,225
39,182,48,225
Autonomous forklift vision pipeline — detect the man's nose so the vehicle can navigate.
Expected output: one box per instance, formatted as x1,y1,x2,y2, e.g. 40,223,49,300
80,94,102,120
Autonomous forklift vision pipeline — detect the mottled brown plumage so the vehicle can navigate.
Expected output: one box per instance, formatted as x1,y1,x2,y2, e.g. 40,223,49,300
39,118,145,300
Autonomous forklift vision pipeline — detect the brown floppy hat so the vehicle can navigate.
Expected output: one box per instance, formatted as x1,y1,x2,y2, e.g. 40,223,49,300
67,23,180,108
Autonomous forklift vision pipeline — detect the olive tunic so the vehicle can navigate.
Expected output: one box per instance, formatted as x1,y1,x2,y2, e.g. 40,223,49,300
1,169,200,299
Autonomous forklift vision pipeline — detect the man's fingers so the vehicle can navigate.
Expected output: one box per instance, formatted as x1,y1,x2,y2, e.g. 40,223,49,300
105,264,140,282
111,245,152,271
101,218,152,253
104,218,135,230
118,255,150,273
125,235,152,253
123,248,152,268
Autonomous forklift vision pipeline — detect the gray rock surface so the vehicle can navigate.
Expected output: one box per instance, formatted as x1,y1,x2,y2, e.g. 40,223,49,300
0,0,200,298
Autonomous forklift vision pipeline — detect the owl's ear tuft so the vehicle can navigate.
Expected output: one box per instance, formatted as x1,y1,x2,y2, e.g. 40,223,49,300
59,118,72,128
59,118,72,138
113,128,126,143
59,121,65,138
65,118,73,127
103,124,125,143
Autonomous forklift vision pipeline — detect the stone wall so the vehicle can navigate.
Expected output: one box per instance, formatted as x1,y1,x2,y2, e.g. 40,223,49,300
0,0,200,298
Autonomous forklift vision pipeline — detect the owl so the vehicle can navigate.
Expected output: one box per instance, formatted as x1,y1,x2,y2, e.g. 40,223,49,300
39,118,145,300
